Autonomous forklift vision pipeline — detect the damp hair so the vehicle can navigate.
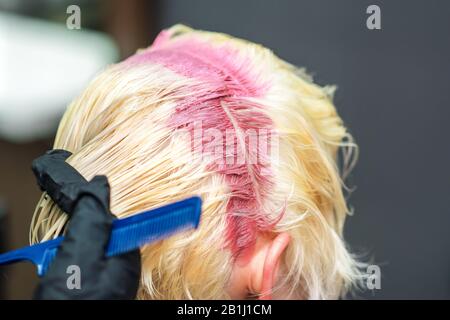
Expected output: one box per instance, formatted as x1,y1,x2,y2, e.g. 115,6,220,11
30,24,364,299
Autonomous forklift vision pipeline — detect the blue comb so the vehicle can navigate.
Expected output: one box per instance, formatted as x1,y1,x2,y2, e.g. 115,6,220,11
0,196,202,277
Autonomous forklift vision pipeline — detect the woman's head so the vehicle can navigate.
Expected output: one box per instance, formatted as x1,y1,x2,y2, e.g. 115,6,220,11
31,25,361,299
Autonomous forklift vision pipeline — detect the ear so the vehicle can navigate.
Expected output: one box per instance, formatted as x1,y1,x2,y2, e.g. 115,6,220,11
227,232,291,300
257,232,291,300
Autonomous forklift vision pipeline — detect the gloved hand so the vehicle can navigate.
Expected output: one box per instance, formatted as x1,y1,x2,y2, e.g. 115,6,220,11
32,150,141,300
32,149,87,214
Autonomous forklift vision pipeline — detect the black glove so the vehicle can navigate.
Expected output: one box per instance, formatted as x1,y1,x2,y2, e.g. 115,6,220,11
32,150,141,300
32,149,87,214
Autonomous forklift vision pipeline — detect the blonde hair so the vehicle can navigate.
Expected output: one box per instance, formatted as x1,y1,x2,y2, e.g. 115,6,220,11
30,25,362,299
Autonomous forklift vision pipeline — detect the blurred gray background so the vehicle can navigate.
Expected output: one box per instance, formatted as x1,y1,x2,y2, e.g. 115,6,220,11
0,0,448,299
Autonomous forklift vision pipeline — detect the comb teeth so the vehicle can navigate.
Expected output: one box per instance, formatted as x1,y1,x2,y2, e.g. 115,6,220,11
106,198,202,256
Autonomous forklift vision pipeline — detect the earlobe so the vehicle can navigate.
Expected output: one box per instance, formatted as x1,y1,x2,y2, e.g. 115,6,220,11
259,232,291,300
227,232,291,299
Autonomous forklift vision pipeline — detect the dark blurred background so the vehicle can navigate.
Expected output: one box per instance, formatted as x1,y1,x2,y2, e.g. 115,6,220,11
0,0,448,299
